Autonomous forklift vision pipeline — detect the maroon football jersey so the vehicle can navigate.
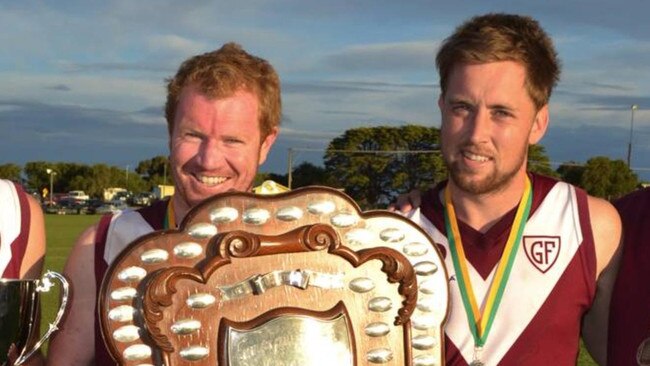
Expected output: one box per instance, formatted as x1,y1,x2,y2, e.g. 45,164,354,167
609,187,650,366
408,174,596,365
0,179,31,278
93,199,167,365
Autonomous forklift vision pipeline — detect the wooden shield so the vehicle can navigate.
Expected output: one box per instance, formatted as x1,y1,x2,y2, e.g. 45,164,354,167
98,186,449,365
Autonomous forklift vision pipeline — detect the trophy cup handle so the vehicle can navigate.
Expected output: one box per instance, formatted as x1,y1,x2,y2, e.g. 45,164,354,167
14,271,70,366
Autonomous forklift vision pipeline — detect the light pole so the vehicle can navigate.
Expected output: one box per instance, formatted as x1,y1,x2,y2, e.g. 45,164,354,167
287,148,293,189
46,168,57,205
627,104,639,168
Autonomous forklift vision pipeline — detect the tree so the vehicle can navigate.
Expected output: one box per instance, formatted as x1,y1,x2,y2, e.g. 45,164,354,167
82,164,147,197
580,156,638,199
606,160,639,198
528,144,557,177
22,161,149,199
255,163,328,189
290,162,329,188
24,161,57,195
136,156,172,189
556,162,584,187
0,163,22,181
324,125,444,209
79,164,117,198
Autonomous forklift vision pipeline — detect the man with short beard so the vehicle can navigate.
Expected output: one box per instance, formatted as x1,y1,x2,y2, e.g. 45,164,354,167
404,14,621,365
47,43,280,365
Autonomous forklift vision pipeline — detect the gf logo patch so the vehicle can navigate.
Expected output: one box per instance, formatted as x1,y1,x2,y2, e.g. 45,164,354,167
523,236,561,273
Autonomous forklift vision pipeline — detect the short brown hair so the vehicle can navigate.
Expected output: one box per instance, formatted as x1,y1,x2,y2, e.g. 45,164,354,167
165,42,281,138
436,13,560,110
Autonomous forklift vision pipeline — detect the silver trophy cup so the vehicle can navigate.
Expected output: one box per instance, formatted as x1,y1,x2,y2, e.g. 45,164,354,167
0,271,69,366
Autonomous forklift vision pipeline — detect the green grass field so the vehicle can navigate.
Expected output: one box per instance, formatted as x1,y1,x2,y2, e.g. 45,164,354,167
41,214,100,355
39,215,598,364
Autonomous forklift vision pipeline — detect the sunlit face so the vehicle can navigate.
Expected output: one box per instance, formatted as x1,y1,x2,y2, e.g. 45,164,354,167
169,86,277,216
439,61,548,195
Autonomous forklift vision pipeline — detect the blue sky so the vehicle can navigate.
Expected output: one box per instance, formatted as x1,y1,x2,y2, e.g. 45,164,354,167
2,1,650,180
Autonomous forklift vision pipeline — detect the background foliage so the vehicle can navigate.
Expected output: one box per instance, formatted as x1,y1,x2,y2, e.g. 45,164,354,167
0,125,641,205
266,125,639,209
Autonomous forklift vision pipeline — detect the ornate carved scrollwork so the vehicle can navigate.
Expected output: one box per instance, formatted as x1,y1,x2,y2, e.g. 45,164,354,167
99,186,448,366
221,231,260,258
143,223,418,352
303,223,338,251
143,267,205,352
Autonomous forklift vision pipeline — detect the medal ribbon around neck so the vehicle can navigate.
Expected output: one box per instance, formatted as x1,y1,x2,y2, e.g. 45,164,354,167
163,197,176,229
443,177,532,348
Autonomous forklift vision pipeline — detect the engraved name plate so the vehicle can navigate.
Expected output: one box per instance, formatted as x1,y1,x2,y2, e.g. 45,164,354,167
227,314,353,366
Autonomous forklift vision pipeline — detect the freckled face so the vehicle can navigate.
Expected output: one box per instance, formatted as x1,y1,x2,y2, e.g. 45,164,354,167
439,61,548,194
169,86,277,215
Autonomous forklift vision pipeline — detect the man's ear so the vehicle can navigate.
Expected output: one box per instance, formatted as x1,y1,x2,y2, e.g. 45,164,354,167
258,127,279,165
529,105,549,144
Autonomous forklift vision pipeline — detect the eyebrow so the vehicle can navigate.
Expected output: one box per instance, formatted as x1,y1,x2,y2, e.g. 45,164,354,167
445,95,473,105
180,126,206,136
447,95,516,111
221,133,245,140
488,103,516,112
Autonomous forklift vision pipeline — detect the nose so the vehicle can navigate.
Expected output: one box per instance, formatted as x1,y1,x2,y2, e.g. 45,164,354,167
466,107,491,144
197,138,224,169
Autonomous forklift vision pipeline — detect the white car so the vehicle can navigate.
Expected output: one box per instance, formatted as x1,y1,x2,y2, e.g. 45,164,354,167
95,202,128,214
68,190,90,202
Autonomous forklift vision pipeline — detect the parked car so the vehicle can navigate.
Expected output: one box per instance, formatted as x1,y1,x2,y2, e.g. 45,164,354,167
111,191,132,203
44,198,85,215
43,203,60,214
68,190,90,202
51,193,68,204
95,202,129,215
131,192,154,206
84,198,105,215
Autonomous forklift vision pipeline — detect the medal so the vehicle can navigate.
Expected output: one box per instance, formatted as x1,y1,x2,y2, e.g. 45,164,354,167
638,337,650,366
443,177,532,364
469,346,484,366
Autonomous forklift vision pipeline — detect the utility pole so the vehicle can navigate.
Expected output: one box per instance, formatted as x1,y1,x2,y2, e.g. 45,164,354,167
125,164,130,191
287,148,293,189
46,168,57,205
627,104,639,167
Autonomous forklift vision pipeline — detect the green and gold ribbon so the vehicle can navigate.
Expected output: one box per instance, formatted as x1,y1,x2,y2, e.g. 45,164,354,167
443,177,532,347
163,197,176,229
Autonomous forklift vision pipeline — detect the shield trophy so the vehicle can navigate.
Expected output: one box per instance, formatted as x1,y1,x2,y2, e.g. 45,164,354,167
0,271,70,365
99,186,449,365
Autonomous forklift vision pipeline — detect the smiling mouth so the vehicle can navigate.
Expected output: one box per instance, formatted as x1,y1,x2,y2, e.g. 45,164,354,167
463,151,490,162
197,174,228,186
